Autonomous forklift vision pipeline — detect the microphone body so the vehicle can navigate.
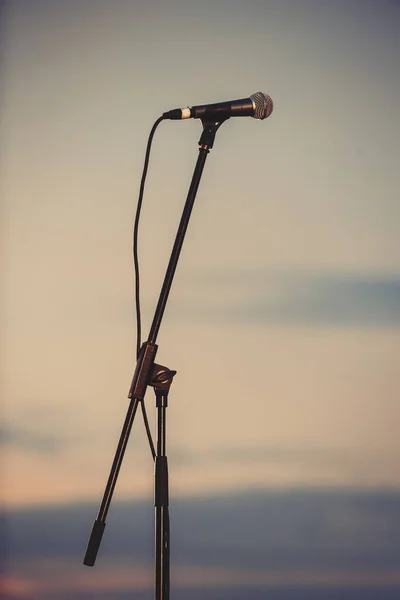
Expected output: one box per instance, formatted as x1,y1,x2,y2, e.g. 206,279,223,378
163,92,273,121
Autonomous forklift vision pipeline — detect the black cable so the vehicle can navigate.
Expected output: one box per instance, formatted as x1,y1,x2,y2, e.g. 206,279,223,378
141,399,156,461
133,115,165,459
133,115,165,359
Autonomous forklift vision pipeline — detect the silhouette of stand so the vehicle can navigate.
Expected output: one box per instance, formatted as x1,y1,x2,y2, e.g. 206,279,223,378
83,117,227,599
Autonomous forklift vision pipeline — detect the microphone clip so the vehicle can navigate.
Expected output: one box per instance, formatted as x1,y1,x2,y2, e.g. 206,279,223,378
199,118,229,150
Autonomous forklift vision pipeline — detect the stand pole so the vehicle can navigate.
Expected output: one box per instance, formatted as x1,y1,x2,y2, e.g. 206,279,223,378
150,365,175,600
148,144,209,344
155,388,169,600
83,119,227,600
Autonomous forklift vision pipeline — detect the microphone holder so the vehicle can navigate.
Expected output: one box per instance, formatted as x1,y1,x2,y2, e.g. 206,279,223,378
83,117,228,600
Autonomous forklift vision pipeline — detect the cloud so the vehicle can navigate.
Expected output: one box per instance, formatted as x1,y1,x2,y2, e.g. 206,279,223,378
2,488,400,597
172,268,400,328
169,443,346,468
4,488,400,565
0,426,63,454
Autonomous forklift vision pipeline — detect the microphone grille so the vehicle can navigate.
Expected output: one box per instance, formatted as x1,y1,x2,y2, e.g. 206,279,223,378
251,92,273,120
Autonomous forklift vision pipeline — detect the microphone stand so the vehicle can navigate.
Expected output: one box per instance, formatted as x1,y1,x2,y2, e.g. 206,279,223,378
83,117,228,600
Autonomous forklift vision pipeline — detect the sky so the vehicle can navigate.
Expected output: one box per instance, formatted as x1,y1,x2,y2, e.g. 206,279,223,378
0,0,399,597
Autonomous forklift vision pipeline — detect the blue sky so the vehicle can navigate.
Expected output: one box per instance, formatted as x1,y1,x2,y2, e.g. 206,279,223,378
1,0,399,596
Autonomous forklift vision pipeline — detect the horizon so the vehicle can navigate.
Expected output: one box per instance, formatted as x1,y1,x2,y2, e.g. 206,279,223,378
1,0,399,597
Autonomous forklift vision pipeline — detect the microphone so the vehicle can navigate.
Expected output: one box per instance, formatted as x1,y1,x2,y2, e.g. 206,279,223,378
163,92,273,121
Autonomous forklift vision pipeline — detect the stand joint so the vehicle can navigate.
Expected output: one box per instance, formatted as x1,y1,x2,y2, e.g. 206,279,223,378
199,118,229,149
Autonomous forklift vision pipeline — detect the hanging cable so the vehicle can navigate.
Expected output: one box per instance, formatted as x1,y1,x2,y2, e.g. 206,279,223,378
133,115,165,359
141,399,156,461
132,115,165,458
